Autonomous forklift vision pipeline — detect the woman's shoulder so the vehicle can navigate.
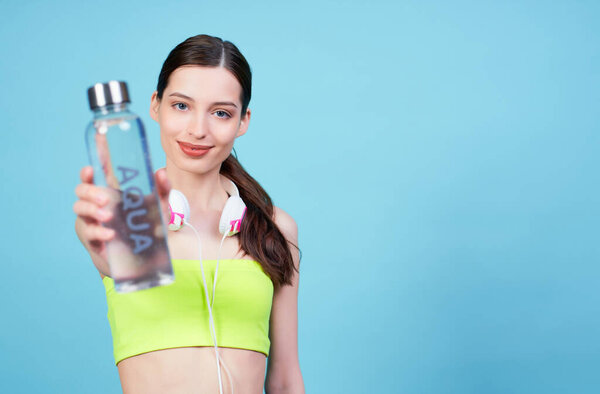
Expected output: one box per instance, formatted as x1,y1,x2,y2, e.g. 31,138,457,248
272,206,297,229
272,206,298,242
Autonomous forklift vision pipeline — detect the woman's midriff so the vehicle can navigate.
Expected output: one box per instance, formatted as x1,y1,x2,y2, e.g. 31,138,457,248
117,346,267,394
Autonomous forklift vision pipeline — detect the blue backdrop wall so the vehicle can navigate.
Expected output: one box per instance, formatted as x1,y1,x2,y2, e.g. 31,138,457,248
0,1,598,393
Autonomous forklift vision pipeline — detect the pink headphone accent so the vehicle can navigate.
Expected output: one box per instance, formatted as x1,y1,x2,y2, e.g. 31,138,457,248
228,206,247,233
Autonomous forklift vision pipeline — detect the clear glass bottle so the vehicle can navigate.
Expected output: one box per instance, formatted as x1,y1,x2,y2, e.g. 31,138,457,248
85,80,174,293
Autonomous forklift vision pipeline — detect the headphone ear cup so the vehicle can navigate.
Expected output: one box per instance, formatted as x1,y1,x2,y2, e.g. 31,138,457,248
168,189,190,231
219,195,247,236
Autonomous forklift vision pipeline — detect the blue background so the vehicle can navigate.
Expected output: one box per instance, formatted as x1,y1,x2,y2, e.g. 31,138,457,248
1,0,598,393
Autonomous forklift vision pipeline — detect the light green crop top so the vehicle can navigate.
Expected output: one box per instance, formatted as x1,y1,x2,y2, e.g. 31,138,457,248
102,259,274,366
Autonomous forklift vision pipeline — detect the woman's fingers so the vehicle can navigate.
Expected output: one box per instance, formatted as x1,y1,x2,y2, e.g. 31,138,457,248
76,166,172,246
80,165,94,184
74,182,112,207
74,165,120,247
74,167,107,229
85,222,115,243
73,199,113,223
76,166,120,207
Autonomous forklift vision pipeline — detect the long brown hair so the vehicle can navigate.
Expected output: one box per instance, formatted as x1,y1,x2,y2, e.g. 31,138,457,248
156,34,300,288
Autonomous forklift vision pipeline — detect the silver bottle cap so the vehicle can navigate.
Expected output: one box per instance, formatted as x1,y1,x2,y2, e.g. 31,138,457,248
87,80,131,110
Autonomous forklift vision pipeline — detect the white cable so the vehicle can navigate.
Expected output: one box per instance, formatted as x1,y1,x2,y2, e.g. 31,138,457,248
184,222,224,394
212,230,235,394
211,231,229,310
216,342,235,394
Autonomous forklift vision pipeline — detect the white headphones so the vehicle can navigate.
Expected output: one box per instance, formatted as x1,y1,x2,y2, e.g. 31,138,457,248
167,174,247,394
168,174,247,235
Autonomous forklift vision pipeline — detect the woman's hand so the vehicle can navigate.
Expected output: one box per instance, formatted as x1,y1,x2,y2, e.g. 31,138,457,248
73,166,172,277
73,166,117,273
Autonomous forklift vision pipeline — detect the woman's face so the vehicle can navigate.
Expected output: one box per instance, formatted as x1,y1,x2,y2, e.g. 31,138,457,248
150,65,250,174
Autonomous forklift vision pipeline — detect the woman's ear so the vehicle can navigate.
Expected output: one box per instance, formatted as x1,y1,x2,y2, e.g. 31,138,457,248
236,108,251,137
149,91,160,122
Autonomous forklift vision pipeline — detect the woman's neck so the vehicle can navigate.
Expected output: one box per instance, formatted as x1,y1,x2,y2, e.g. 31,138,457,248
164,162,230,213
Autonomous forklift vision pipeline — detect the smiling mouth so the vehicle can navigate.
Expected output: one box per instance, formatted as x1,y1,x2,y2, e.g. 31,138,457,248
178,141,212,157
178,141,212,150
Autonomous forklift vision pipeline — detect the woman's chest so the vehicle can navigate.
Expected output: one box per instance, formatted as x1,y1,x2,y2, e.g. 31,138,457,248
166,219,251,261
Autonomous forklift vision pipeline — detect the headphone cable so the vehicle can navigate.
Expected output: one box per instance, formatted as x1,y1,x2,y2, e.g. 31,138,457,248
213,230,235,394
184,222,229,394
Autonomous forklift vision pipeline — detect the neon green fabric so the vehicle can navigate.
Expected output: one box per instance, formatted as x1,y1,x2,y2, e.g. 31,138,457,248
102,259,274,366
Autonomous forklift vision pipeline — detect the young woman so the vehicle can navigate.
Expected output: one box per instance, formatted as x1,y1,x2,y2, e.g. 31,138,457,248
73,34,305,394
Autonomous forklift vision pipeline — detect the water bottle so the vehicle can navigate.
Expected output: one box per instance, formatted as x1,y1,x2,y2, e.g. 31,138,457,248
85,80,174,293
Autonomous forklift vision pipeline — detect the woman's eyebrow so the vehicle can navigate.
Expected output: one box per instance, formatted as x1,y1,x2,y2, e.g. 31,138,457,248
168,92,238,108
213,101,238,108
169,92,195,101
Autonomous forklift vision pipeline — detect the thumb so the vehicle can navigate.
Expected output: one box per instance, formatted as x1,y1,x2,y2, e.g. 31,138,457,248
155,168,171,199
154,168,172,226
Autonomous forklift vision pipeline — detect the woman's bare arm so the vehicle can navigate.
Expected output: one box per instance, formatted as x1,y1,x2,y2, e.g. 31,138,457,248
264,206,305,394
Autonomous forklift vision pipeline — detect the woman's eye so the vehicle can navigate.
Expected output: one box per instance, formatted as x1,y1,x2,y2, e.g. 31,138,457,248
173,102,188,111
215,110,231,119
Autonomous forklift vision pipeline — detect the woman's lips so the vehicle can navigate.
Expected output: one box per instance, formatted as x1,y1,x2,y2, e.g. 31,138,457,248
178,141,212,157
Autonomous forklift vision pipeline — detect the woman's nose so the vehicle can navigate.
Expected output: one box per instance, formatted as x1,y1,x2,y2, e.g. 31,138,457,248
186,114,209,138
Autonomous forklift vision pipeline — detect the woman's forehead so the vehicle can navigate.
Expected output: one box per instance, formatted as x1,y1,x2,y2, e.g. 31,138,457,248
166,65,241,103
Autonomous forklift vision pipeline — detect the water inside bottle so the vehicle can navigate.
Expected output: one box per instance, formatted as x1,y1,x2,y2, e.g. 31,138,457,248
103,187,173,287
